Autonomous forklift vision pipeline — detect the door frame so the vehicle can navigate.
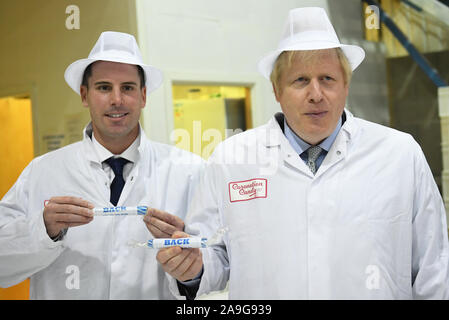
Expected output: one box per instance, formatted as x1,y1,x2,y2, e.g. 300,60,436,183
141,70,264,145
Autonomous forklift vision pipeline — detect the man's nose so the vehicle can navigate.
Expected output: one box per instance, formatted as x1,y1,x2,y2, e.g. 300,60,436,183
308,79,323,103
111,87,123,106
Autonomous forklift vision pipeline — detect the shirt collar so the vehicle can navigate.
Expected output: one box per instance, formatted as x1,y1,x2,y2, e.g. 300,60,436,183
91,129,140,164
284,116,342,155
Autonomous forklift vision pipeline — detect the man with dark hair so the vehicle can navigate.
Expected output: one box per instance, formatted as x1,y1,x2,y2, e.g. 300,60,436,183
0,31,203,299
81,62,146,89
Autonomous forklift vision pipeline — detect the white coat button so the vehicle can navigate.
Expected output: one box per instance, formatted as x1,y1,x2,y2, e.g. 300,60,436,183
336,151,341,155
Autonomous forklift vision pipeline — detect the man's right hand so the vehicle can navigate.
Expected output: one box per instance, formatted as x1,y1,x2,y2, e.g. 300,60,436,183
156,231,204,282
43,196,94,238
143,207,185,238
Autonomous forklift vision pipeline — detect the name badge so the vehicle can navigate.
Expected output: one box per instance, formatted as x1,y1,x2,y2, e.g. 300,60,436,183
228,178,267,203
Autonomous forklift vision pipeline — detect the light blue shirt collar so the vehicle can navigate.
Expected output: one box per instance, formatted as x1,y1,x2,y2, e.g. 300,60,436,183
284,116,342,156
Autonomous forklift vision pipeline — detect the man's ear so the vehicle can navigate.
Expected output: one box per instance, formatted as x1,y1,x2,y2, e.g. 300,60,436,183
344,81,349,98
80,85,89,107
140,86,147,109
272,83,280,102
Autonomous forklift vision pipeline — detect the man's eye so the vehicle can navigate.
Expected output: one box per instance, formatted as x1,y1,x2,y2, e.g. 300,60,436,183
122,86,134,91
294,77,309,85
323,76,333,81
97,85,111,91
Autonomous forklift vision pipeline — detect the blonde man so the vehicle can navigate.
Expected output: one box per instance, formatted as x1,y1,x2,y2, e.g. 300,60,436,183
157,7,449,299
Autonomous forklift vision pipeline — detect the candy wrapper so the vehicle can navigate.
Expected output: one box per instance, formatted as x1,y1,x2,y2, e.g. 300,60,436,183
93,206,148,216
128,227,229,249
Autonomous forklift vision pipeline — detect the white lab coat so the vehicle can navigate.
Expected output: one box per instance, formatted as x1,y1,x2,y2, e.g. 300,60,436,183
177,110,449,299
0,124,204,299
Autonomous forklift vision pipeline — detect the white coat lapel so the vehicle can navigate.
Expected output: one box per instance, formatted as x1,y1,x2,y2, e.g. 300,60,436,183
262,116,314,177
314,109,358,178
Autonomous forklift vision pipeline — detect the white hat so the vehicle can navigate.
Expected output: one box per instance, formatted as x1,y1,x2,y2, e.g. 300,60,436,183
257,7,365,80
64,31,163,95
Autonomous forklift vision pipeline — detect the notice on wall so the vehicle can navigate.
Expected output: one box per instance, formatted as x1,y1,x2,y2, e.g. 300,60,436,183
65,112,85,144
42,134,65,152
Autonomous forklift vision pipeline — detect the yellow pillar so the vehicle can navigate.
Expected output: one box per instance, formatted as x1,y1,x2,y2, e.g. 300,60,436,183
0,97,34,300
0,97,34,197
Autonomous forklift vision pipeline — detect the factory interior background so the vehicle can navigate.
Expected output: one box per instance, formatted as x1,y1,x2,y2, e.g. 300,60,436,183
0,0,448,299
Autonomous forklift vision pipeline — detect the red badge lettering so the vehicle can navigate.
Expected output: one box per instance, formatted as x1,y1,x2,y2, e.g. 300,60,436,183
228,178,267,203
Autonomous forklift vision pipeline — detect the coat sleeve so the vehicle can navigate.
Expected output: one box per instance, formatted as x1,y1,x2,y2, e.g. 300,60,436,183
188,160,230,299
411,142,449,299
167,157,230,299
0,161,64,288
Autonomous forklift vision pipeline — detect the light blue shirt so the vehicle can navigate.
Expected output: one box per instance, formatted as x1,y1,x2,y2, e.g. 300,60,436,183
284,116,342,170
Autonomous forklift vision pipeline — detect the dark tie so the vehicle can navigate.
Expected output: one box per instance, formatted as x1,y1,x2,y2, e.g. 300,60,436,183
306,146,323,175
104,157,129,206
